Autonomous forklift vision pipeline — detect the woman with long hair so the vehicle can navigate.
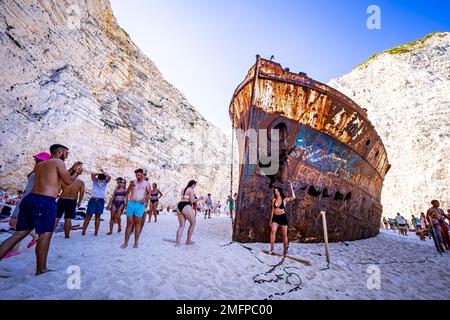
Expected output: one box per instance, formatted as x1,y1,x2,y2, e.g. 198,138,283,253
4,152,51,258
106,178,127,235
175,180,200,247
148,183,163,223
269,181,295,255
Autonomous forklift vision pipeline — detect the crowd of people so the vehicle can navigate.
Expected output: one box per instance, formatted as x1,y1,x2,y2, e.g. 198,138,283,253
2,143,448,276
381,202,450,252
0,144,238,275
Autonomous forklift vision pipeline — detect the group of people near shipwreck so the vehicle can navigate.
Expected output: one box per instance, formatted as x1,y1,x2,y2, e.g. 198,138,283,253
0,143,448,276
381,203,450,252
0,144,241,275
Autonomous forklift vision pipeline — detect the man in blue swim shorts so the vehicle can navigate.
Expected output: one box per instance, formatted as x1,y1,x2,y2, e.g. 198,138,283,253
121,169,151,249
82,169,111,236
0,144,83,275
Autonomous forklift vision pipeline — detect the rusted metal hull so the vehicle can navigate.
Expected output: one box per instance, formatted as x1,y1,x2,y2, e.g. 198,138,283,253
229,57,390,243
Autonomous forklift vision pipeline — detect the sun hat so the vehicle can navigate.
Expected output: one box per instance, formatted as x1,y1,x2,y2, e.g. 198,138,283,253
33,152,51,161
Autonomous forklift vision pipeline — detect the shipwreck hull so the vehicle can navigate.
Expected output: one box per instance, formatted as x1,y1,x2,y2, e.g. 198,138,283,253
229,57,390,243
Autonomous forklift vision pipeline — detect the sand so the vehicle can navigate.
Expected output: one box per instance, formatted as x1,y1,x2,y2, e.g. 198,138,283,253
0,212,449,300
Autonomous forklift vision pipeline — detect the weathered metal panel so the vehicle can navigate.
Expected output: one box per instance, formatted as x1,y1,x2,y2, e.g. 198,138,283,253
229,57,390,243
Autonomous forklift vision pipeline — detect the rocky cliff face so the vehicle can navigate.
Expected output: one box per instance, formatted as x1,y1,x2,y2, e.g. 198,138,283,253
0,0,233,205
328,32,450,216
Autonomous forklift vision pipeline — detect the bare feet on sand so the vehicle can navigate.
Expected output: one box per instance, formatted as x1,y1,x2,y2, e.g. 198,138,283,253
36,269,57,276
120,243,128,249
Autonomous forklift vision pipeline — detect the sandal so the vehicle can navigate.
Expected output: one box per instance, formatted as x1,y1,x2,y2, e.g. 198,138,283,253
3,252,20,259
27,239,38,249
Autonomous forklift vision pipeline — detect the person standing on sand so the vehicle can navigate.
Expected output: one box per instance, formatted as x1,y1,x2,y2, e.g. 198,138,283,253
55,177,85,238
427,200,450,250
82,169,111,236
204,193,212,219
147,183,163,224
121,169,151,249
426,205,446,252
269,182,296,255
106,178,127,234
3,152,51,259
396,213,408,236
227,195,234,219
0,144,83,275
176,180,201,247
382,217,389,230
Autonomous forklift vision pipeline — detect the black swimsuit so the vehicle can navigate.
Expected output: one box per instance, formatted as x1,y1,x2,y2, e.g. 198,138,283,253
177,189,192,212
272,199,288,226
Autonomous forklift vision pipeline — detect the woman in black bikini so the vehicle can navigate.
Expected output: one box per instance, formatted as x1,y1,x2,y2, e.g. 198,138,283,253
107,178,127,235
270,181,295,255
149,183,163,223
175,180,201,247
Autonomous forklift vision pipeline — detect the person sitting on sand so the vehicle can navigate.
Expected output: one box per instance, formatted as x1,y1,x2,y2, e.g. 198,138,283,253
0,144,83,275
3,152,51,259
175,180,201,247
106,178,127,235
55,175,85,239
82,169,111,236
121,169,151,249
269,182,295,255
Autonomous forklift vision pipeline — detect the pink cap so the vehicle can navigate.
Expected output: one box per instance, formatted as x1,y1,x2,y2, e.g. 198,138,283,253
33,152,51,161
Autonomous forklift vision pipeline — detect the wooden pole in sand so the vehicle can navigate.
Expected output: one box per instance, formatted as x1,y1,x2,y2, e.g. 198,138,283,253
320,210,330,265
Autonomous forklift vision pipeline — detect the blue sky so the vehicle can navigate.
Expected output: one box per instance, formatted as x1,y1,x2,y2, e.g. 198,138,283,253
110,0,450,133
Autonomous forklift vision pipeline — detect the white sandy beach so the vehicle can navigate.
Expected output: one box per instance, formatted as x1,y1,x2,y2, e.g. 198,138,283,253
0,213,449,300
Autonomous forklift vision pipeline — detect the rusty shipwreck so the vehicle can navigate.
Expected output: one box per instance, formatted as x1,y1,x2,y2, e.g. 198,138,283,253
229,56,390,243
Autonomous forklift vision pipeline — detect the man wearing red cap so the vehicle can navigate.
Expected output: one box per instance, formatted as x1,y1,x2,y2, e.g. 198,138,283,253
0,144,83,275
3,152,51,259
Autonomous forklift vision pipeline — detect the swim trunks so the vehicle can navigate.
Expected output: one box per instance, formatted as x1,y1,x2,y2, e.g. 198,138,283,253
126,200,145,218
16,193,57,234
86,198,105,215
56,198,77,219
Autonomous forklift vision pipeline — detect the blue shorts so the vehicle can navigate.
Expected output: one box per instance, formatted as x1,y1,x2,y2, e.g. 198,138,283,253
86,198,105,215
16,193,57,234
126,201,145,218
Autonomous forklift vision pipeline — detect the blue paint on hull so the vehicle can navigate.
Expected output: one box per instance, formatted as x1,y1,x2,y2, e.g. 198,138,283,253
292,124,364,182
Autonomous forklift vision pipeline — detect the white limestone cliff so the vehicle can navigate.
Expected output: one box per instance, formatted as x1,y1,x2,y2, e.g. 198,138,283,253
0,0,234,205
328,32,450,216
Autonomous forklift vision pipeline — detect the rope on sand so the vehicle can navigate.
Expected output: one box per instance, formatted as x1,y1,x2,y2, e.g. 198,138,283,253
220,242,304,299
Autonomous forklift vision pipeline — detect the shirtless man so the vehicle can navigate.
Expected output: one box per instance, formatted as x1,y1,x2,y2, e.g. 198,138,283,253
55,178,85,238
121,169,150,249
0,144,82,275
